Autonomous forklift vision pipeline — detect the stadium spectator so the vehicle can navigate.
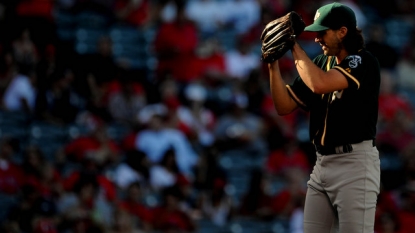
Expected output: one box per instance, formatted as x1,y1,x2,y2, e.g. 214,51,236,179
213,90,267,157
57,175,112,232
34,68,83,125
199,176,234,226
397,45,415,103
151,185,196,232
271,167,307,219
224,38,260,81
179,81,217,148
2,65,37,113
6,185,46,233
109,208,146,233
114,0,150,27
193,37,228,82
365,24,399,70
265,137,311,177
112,149,150,191
153,1,199,83
222,0,261,35
64,117,120,165
0,137,23,195
0,0,415,232
376,70,414,155
22,145,63,199
149,147,190,192
239,168,275,220
62,158,117,203
117,182,153,231
107,73,147,127
185,0,226,36
12,28,39,67
396,183,415,233
135,109,199,178
15,0,56,51
0,49,18,97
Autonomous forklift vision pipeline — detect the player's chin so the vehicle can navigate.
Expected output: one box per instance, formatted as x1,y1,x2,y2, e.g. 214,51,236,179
322,47,332,56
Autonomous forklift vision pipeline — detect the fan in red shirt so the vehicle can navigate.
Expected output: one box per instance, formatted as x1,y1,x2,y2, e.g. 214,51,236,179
117,182,153,231
374,188,402,233
22,145,63,198
265,136,311,177
32,197,59,233
25,162,63,199
376,70,414,154
58,175,108,233
114,0,150,27
15,0,56,53
64,118,120,165
396,183,415,233
62,158,117,202
271,167,307,218
16,0,53,19
193,38,228,82
153,2,199,83
0,137,24,195
151,185,196,232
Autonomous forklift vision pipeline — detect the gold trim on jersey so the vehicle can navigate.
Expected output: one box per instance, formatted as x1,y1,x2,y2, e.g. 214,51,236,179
333,66,360,89
320,92,332,146
326,56,332,71
319,57,333,146
286,85,306,108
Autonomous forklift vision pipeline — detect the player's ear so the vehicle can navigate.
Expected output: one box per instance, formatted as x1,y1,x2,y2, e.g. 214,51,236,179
338,27,348,39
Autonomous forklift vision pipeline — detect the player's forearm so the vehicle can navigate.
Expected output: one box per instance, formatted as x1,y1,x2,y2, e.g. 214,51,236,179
268,61,297,115
292,42,327,94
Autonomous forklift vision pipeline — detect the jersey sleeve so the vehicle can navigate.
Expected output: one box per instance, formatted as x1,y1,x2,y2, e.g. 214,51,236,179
286,55,326,111
286,76,318,112
332,55,364,90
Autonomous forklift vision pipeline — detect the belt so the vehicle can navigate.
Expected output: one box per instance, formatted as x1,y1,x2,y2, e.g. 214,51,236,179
315,139,375,156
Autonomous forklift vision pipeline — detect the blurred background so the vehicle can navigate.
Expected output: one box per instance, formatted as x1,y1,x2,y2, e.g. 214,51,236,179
0,0,414,233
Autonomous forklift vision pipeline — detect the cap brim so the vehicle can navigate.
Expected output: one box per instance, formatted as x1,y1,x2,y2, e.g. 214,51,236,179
304,24,329,32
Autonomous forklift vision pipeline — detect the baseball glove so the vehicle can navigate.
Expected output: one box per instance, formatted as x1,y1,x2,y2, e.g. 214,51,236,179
260,11,306,63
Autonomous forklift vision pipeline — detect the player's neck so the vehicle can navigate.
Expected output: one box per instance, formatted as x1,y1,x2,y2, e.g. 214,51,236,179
335,49,349,64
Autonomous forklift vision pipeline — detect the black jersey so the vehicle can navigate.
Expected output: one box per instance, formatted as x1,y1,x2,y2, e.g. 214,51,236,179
286,49,381,147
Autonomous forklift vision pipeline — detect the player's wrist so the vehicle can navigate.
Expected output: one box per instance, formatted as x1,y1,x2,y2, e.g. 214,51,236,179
291,41,301,52
268,60,279,70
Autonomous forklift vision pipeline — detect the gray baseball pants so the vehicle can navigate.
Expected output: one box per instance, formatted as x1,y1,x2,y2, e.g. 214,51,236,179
303,140,381,233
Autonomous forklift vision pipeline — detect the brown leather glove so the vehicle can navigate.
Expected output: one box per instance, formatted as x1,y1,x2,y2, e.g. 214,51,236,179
260,11,306,63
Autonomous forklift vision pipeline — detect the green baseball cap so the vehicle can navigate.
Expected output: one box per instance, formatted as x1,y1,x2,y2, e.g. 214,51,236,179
304,2,357,32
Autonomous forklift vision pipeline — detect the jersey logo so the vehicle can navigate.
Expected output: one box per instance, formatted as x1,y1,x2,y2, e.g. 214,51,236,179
345,68,351,73
347,55,362,68
331,90,344,103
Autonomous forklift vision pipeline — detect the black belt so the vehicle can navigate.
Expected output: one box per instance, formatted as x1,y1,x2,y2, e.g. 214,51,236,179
315,139,375,156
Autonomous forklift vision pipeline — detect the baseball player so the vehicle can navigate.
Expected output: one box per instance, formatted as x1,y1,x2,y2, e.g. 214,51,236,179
266,2,381,233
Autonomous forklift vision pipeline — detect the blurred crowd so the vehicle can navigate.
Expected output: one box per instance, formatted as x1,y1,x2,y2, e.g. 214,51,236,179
0,0,415,233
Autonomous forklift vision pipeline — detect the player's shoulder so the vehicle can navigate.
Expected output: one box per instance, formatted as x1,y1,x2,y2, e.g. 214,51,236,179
312,54,331,66
346,49,377,63
343,49,379,68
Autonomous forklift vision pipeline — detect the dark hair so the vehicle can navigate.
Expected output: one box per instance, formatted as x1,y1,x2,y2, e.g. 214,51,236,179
1,136,20,153
160,147,179,173
22,146,45,178
127,181,141,190
342,27,365,54
162,185,183,200
73,172,99,195
125,149,149,179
